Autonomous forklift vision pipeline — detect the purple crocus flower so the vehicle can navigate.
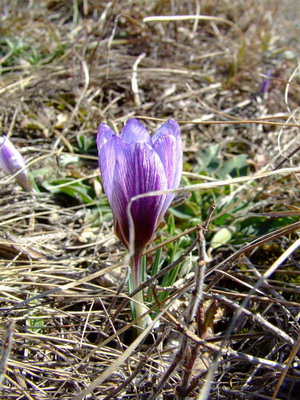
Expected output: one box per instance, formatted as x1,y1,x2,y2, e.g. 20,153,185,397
97,118,182,251
97,118,182,325
0,136,32,191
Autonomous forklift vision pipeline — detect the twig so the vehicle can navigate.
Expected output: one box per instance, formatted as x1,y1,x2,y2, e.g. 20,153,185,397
151,217,214,400
72,304,174,400
148,335,187,400
102,329,169,400
147,286,187,400
132,53,146,106
178,224,210,399
272,333,300,398
0,320,15,389
185,227,207,325
205,293,295,346
165,312,290,371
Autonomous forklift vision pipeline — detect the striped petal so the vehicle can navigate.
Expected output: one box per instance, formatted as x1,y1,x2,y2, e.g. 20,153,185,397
152,120,182,215
97,123,125,203
120,119,150,144
111,142,167,251
0,136,32,191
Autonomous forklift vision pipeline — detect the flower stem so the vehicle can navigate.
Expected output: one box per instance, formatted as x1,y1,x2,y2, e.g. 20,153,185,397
130,251,151,328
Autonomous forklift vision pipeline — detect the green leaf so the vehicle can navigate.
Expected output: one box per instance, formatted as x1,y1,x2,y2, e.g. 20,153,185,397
169,202,200,220
28,317,44,333
219,154,249,178
195,144,221,173
239,216,295,237
43,178,95,204
209,226,236,252
73,135,97,156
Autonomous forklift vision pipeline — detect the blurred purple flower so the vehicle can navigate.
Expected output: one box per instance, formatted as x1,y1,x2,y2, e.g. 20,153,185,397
97,118,182,253
258,69,271,95
0,136,32,191
97,118,182,325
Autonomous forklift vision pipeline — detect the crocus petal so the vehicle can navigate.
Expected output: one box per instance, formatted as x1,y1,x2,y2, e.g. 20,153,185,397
152,134,182,189
152,119,182,188
0,136,32,191
0,136,21,173
151,119,181,144
96,123,115,149
97,124,125,203
120,119,150,144
152,120,183,216
111,142,167,251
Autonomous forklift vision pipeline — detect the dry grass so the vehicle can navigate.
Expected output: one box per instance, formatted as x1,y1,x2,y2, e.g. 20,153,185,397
0,0,300,399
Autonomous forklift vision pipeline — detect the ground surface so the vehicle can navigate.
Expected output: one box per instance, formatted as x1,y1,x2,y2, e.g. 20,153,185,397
0,1,300,399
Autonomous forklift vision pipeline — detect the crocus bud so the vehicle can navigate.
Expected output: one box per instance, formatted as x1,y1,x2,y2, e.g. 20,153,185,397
0,136,32,191
97,118,182,254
